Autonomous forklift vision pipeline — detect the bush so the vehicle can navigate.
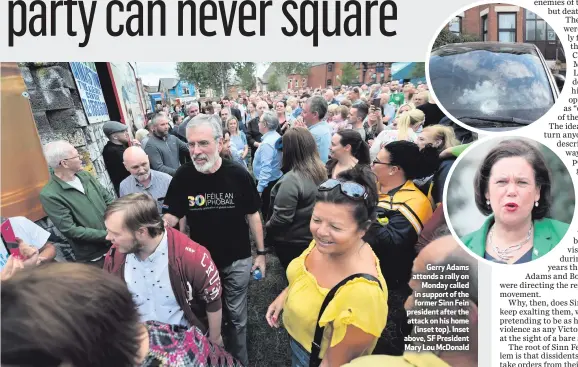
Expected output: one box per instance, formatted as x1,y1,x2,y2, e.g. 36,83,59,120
433,28,481,50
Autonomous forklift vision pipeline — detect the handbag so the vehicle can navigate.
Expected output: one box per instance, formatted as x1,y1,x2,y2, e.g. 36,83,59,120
308,273,384,367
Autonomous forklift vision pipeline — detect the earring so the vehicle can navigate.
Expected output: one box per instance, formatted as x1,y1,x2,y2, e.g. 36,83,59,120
535,201,539,207
486,200,490,208
389,172,394,176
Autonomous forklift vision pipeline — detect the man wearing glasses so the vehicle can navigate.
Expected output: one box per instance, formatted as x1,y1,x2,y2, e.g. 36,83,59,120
40,140,115,268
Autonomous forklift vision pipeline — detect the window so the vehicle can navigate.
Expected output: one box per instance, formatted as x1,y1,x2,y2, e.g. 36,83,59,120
481,15,488,41
498,13,516,42
449,16,462,36
547,24,556,41
327,64,333,72
295,79,299,88
525,10,551,42
326,79,332,86
288,79,292,89
182,87,190,95
302,78,307,87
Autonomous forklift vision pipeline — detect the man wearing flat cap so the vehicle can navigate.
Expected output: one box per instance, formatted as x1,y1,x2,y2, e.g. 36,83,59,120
102,121,139,196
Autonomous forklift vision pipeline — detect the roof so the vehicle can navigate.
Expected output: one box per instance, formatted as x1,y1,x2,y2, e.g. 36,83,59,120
144,85,159,93
158,78,179,91
262,65,276,83
433,42,537,56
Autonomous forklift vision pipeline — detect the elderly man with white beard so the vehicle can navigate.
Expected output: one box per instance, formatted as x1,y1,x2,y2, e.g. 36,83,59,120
161,114,266,367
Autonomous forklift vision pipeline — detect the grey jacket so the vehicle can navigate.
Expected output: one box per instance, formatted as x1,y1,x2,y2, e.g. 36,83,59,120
144,133,189,176
265,170,317,248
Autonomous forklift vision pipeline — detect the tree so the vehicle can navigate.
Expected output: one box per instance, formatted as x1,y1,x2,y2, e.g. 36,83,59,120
433,28,481,49
233,62,256,91
177,62,236,97
339,63,357,85
269,62,311,77
268,74,282,92
410,62,426,79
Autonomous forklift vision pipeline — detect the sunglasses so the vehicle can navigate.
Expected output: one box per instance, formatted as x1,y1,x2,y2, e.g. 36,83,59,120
318,179,367,200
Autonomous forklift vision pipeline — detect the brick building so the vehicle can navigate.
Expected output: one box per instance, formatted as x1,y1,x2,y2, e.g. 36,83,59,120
286,62,393,90
449,4,562,62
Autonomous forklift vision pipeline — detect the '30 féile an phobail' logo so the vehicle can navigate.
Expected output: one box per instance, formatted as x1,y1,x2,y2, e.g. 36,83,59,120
188,195,206,207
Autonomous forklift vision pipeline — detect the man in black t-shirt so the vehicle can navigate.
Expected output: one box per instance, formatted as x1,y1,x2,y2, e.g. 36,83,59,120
162,114,266,367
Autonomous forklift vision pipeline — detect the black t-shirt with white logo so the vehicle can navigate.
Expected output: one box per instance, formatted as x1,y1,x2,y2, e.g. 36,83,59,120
163,159,261,269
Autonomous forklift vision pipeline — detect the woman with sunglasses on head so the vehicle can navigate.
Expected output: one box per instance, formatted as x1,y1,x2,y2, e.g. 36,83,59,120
266,166,388,367
365,140,439,356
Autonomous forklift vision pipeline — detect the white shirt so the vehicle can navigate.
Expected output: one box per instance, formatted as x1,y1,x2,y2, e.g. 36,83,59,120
67,176,85,194
0,217,50,270
124,231,188,327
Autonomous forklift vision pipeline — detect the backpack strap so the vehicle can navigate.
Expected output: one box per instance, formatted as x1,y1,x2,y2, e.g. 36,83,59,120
309,273,383,367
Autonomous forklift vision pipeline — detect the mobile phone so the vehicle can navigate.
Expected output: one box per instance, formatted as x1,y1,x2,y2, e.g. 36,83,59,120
1,219,20,257
372,98,381,108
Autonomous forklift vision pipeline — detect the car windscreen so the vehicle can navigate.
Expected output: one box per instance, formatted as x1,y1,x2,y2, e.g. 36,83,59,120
429,47,555,123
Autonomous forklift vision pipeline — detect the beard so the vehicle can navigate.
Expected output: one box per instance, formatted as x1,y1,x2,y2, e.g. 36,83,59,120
192,150,220,173
133,171,151,183
120,236,144,255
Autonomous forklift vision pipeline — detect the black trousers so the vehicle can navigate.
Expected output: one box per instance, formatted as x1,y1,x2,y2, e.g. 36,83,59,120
372,287,413,356
261,179,279,221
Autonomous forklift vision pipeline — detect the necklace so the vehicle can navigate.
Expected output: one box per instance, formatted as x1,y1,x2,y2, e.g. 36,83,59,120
488,223,533,262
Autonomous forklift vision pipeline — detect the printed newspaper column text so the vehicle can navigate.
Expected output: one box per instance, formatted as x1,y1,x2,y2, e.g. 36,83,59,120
405,264,471,353
497,237,578,366
543,1,578,175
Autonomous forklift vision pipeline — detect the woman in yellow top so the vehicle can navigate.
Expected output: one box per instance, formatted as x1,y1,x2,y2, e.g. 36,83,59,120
266,166,388,367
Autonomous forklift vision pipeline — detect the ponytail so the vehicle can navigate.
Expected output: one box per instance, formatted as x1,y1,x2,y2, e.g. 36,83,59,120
422,125,460,152
409,146,440,179
385,141,440,180
353,140,371,165
397,109,425,141
336,130,371,165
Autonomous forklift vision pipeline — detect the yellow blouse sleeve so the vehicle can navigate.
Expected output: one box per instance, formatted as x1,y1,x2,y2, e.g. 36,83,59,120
318,278,388,348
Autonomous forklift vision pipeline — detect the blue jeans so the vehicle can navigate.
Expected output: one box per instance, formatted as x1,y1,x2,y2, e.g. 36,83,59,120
290,337,310,367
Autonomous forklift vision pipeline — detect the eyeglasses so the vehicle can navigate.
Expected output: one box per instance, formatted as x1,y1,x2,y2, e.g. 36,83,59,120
372,158,393,166
61,155,80,163
318,179,367,200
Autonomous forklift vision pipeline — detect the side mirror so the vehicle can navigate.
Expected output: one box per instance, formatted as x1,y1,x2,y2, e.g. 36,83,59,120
553,74,565,92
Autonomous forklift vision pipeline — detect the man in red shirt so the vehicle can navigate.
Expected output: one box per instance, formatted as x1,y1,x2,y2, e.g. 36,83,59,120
103,193,223,346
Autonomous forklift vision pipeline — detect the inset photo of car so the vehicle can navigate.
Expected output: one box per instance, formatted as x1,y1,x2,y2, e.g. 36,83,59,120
428,4,565,132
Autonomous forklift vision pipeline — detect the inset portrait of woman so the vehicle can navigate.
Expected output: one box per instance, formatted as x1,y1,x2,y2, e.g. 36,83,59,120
446,138,574,265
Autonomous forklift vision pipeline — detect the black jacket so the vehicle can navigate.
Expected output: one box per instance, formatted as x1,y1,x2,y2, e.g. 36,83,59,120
265,171,317,248
245,116,262,155
363,182,432,292
102,141,129,195
231,107,243,124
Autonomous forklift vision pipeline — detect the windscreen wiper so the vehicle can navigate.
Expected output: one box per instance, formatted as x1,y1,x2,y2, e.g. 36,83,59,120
455,116,533,127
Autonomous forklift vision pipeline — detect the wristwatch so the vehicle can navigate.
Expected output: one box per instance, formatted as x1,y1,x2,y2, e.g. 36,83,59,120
256,249,267,256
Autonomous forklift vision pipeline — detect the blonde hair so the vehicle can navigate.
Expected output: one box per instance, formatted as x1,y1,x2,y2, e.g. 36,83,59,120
396,109,425,141
396,103,416,117
417,91,430,104
135,129,149,142
327,104,340,116
422,125,459,152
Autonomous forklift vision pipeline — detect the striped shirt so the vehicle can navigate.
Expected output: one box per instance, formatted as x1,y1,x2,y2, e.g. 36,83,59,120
119,170,172,213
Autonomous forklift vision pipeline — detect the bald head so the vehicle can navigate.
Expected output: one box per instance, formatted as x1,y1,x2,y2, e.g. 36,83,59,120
324,89,334,102
123,147,151,183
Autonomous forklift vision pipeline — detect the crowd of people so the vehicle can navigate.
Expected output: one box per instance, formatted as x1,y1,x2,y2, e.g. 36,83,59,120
2,81,479,367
